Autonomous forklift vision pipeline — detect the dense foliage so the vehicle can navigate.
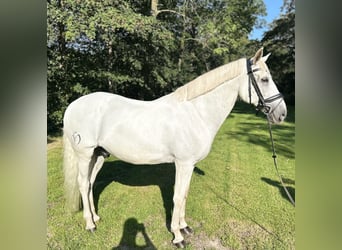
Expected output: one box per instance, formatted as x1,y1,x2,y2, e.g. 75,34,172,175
262,0,295,104
47,0,294,133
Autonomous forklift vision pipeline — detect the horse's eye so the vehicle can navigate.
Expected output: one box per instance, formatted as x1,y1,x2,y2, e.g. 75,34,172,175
261,77,269,83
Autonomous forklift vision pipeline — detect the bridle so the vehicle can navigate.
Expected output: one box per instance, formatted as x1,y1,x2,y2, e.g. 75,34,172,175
246,59,295,207
246,59,284,115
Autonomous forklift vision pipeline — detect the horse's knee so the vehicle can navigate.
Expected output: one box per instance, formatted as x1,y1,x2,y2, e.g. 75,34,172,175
173,196,183,206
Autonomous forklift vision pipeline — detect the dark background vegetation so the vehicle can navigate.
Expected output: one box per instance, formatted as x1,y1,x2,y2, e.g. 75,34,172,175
47,0,295,133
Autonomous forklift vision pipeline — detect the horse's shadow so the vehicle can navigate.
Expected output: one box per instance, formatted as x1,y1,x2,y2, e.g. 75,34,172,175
93,160,176,230
93,161,205,231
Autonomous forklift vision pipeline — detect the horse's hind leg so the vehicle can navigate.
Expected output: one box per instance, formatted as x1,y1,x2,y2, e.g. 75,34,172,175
77,151,97,231
89,154,105,222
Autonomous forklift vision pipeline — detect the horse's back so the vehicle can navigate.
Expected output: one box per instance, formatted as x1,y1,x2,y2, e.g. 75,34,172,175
63,92,172,150
63,91,211,164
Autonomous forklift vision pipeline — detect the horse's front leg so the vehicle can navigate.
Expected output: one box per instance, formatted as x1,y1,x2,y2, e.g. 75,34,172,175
179,186,194,236
171,161,194,248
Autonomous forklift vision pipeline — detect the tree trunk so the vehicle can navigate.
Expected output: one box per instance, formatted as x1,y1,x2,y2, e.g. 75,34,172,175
107,40,114,92
151,0,158,16
57,0,66,67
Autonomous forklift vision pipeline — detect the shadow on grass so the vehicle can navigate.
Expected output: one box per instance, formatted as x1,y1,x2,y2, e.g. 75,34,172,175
94,161,205,232
94,161,175,231
226,102,295,159
261,177,295,205
112,217,157,250
227,122,295,159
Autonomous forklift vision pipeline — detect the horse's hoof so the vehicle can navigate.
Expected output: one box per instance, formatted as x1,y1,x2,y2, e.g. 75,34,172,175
180,226,193,235
87,227,96,233
173,240,186,248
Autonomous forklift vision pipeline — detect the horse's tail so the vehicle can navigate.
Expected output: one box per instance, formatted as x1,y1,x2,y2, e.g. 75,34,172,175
63,132,81,212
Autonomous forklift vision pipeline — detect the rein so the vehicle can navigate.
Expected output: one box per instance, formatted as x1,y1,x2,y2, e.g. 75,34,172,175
267,117,296,206
247,59,295,207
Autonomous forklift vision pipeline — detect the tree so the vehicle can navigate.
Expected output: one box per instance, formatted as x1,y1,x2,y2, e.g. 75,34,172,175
155,0,266,85
47,0,176,132
47,0,267,133
261,0,295,104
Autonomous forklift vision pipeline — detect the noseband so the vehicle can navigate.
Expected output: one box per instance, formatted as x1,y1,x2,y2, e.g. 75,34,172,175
246,59,283,114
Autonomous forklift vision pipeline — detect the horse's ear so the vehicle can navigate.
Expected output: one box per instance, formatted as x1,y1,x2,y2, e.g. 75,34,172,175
252,47,264,64
262,53,271,62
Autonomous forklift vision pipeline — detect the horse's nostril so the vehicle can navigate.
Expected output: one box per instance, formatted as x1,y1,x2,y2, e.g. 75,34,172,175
278,113,286,122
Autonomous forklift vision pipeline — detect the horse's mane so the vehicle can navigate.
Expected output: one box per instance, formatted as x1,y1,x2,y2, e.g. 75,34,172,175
173,58,246,101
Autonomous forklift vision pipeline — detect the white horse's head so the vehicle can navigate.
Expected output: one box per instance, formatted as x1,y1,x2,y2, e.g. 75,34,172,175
241,47,287,124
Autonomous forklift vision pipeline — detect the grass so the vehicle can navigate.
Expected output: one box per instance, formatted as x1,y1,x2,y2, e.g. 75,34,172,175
47,102,295,249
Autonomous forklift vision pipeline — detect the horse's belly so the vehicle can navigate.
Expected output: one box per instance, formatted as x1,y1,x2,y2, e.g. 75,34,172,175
101,128,175,165
106,144,175,165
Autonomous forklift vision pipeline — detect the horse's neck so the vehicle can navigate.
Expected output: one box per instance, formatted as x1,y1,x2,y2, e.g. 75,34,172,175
190,74,245,134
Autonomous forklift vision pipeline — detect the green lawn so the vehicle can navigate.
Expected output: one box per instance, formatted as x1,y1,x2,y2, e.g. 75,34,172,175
47,102,295,249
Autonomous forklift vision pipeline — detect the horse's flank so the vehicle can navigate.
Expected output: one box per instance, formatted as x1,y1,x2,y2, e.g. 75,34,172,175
173,58,246,101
